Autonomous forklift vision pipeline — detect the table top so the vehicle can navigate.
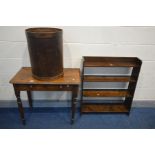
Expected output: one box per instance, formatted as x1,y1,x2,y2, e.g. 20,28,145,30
10,67,81,85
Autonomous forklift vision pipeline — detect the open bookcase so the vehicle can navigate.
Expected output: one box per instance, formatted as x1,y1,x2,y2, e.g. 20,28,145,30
80,56,142,114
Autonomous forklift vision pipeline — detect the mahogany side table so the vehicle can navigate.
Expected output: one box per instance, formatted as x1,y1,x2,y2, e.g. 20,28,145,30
10,67,80,125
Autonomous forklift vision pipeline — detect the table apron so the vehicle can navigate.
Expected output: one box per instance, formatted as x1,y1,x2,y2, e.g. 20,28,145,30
13,84,76,91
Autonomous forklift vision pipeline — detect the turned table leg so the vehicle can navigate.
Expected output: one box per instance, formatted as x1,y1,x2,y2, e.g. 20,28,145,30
27,91,33,110
71,86,78,124
14,87,25,125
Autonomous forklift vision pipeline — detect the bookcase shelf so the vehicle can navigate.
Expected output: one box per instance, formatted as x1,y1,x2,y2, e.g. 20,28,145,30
80,56,142,114
82,104,129,113
83,75,136,82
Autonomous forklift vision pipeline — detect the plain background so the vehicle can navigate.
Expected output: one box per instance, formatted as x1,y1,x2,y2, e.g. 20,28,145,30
0,26,155,104
0,1,155,155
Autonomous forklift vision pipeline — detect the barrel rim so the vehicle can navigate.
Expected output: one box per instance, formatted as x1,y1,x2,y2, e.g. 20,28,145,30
26,27,62,34
32,71,64,80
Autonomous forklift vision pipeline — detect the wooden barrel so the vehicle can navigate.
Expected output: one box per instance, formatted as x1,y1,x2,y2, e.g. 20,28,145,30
25,28,63,80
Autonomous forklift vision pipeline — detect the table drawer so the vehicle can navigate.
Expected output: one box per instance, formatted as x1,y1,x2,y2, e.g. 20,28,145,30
14,84,72,91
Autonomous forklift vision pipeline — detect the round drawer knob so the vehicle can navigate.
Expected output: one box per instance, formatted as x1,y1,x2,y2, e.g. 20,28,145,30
60,86,63,88
97,93,100,96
